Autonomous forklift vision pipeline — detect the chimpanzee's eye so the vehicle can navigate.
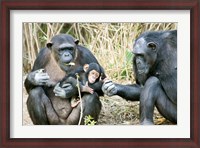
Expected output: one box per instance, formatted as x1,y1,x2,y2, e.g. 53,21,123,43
147,42,157,51
58,48,74,53
67,47,74,50
93,72,99,78
58,48,65,52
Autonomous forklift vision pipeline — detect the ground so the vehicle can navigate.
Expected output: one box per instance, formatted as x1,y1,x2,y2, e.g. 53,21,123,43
23,84,173,125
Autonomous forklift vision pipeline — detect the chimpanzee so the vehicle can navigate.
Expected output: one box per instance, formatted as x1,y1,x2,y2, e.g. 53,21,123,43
25,34,104,125
102,30,177,125
57,62,105,107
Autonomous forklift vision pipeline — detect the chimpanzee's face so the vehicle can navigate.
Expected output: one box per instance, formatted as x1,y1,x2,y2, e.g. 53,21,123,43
88,70,100,84
133,37,158,74
56,44,76,69
132,32,159,84
47,34,79,72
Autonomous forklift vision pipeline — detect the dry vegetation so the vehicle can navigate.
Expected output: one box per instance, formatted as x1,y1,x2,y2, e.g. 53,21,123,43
23,23,177,125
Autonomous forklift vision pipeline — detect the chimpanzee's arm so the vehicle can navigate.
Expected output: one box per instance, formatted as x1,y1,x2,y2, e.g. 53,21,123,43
115,84,141,101
24,75,35,94
62,76,92,92
24,48,51,93
102,80,141,101
62,77,79,88
24,69,50,93
89,81,104,96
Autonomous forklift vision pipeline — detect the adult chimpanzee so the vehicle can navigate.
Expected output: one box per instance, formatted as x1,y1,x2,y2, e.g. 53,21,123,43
102,30,177,125
25,34,105,125
58,62,105,108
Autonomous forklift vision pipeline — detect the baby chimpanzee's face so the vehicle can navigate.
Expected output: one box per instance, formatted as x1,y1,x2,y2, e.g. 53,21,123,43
88,70,100,84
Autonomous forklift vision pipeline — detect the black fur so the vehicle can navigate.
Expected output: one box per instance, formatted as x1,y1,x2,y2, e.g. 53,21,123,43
133,30,177,124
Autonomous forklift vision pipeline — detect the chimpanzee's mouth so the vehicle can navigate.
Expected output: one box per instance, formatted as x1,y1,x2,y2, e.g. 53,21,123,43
64,62,75,66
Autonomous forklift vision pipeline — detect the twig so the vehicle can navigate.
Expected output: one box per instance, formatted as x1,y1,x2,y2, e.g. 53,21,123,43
76,73,83,125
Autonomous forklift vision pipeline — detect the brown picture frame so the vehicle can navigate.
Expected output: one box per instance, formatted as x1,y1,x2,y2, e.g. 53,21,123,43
1,0,199,147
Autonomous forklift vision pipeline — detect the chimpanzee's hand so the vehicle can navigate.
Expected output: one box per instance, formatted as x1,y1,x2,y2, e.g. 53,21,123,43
28,69,50,86
53,83,66,98
61,83,74,98
53,83,74,99
102,80,118,96
82,81,94,94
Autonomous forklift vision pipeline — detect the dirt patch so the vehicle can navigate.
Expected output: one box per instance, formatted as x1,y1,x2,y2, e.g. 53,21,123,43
98,96,140,125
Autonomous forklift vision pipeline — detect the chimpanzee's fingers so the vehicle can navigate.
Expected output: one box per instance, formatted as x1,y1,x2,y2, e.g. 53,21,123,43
102,80,118,96
62,83,71,88
85,81,88,86
106,84,116,92
102,80,113,91
36,69,45,73
53,83,62,92
35,73,50,82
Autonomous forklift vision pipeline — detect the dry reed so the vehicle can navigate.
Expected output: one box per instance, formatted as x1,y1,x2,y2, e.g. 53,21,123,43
23,23,177,82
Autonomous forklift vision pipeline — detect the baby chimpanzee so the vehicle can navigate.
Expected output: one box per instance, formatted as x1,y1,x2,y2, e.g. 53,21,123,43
59,62,105,107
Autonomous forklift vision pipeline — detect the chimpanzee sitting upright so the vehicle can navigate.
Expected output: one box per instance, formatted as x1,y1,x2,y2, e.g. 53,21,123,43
25,34,105,125
102,30,177,125
57,62,105,107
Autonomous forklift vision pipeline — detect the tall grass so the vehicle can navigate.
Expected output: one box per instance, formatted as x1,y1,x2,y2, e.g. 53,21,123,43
23,23,177,82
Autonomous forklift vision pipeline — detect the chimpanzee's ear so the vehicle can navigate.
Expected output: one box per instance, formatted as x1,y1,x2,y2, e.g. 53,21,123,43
75,39,79,45
46,42,53,49
83,64,89,72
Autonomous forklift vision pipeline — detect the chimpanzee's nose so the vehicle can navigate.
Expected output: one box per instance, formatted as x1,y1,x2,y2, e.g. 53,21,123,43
64,53,70,57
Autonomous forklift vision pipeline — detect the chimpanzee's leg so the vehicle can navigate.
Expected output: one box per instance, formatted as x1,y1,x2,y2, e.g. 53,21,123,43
140,76,177,125
82,93,102,123
27,87,60,125
155,90,177,124
66,93,101,125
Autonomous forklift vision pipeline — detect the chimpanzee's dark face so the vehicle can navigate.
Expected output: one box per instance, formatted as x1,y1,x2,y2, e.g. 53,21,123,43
56,43,76,70
47,34,79,72
132,32,159,84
